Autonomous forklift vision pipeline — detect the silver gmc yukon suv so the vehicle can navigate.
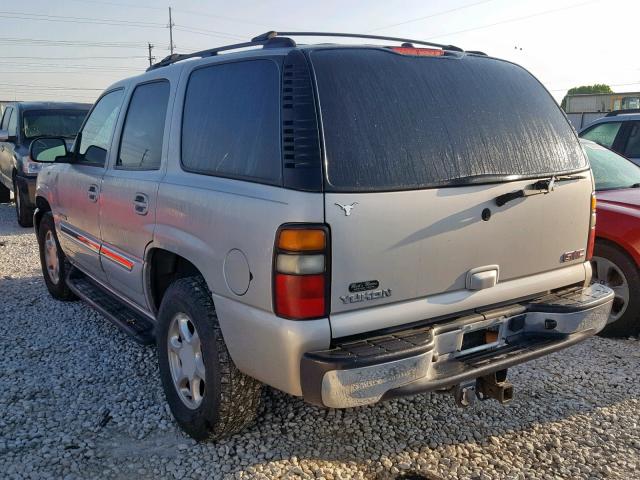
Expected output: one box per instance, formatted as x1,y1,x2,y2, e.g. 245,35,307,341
31,32,614,441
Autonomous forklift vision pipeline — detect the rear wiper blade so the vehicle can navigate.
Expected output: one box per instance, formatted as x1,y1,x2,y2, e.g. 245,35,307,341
495,175,586,207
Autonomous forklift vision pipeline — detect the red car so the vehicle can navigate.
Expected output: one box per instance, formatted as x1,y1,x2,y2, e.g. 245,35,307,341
582,139,640,336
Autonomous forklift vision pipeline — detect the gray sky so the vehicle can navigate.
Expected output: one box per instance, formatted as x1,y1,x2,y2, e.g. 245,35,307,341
1,0,638,104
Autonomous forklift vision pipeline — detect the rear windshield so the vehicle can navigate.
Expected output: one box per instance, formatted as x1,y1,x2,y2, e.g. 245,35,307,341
310,48,587,192
22,109,88,140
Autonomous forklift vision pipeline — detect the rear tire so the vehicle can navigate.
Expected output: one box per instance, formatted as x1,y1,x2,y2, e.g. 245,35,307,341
0,182,10,203
592,240,640,337
14,178,33,227
37,212,76,301
156,276,262,441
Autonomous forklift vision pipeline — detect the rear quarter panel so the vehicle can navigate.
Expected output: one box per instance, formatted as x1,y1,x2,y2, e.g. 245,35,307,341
596,202,640,266
149,60,330,394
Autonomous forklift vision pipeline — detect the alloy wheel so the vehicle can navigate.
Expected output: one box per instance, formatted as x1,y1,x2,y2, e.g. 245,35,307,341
591,255,630,323
167,312,206,409
43,230,60,285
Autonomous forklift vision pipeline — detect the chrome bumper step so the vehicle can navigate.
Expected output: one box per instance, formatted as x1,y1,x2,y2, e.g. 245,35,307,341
301,283,614,408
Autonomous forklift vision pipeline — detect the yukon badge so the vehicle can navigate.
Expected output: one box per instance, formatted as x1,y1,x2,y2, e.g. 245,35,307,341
335,202,358,216
340,288,392,304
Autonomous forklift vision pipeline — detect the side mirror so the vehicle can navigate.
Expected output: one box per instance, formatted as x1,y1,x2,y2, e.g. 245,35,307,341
29,137,70,163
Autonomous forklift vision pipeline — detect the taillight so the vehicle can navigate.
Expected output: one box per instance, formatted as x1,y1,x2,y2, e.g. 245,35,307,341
274,225,329,319
390,47,444,57
587,192,597,260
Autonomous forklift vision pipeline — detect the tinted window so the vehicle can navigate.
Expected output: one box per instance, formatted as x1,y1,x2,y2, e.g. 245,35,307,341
7,108,17,137
22,110,88,139
1,108,12,130
584,141,640,190
78,89,124,166
117,81,169,170
311,49,588,192
181,60,281,184
624,122,640,158
581,122,622,148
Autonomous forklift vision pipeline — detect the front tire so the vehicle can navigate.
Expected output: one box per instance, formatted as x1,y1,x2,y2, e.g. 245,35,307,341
37,212,75,300
157,276,262,441
14,178,33,227
592,240,640,337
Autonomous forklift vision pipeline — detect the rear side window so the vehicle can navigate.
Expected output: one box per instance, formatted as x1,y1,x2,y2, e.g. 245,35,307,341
624,122,640,157
581,122,622,148
311,49,587,192
181,60,281,184
117,81,170,170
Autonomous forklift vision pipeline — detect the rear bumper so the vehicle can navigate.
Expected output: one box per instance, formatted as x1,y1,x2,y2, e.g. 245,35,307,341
301,283,613,408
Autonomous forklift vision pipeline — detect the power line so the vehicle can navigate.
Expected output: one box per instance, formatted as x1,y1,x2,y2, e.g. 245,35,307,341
1,83,104,91
368,0,496,32
173,26,246,41
65,0,272,29
428,0,602,39
0,10,165,28
168,7,175,55
0,72,131,77
0,61,139,70
548,81,640,92
172,8,270,28
0,36,150,48
1,55,147,60
66,0,165,10
148,43,155,67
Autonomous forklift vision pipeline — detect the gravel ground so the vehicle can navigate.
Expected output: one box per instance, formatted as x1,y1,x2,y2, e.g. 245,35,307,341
1,201,640,480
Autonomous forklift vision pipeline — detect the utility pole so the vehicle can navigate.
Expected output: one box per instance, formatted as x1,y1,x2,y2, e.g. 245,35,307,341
147,43,155,67
168,7,175,55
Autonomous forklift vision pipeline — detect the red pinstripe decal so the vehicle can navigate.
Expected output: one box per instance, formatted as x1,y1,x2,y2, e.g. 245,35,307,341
100,246,135,271
76,235,100,252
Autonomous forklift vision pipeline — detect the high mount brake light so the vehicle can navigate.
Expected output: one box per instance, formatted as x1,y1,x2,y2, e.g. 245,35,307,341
390,47,444,57
274,226,329,319
587,193,597,260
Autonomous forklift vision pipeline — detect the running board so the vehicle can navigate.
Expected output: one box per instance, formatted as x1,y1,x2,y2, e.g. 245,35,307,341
66,269,155,345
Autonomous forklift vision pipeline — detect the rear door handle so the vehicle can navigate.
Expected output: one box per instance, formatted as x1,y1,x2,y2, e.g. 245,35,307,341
133,192,149,216
87,184,99,202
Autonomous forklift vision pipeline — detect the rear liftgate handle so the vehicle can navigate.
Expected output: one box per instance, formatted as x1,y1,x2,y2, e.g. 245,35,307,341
466,265,500,290
133,193,149,216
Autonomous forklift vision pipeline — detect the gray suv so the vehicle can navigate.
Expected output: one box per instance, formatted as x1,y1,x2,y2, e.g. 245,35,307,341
31,32,614,441
0,102,89,226
579,110,640,166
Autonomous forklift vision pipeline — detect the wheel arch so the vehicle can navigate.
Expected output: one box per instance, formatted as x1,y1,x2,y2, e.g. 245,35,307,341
34,196,52,233
145,247,202,314
595,234,640,270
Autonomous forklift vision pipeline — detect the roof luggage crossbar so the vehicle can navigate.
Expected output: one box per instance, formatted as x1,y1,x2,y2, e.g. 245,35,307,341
251,31,463,52
147,30,465,71
606,109,640,117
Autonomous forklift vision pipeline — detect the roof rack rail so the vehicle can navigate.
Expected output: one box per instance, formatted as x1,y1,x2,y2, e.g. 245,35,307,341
605,108,640,117
147,30,465,71
251,31,463,52
147,36,296,71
